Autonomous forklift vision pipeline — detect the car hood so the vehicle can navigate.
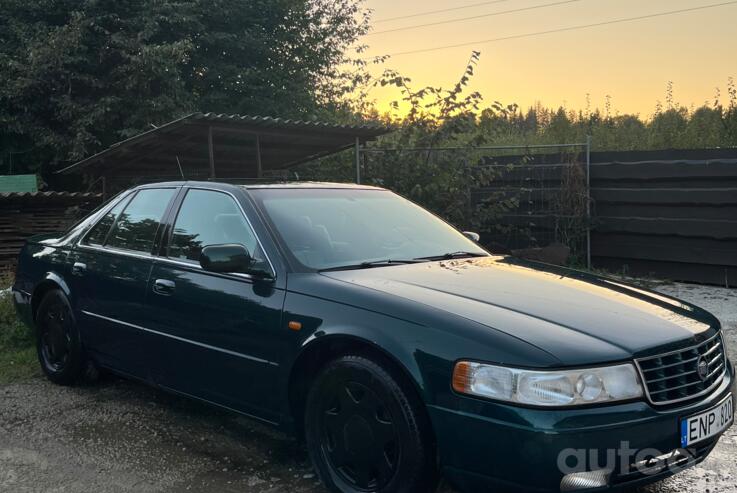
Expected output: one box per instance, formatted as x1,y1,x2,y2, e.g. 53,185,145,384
321,256,719,363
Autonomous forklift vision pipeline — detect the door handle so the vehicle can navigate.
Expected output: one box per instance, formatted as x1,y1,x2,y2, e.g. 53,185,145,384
71,262,87,276
153,279,176,295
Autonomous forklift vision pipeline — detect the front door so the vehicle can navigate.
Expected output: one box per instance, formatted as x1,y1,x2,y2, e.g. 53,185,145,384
144,188,286,421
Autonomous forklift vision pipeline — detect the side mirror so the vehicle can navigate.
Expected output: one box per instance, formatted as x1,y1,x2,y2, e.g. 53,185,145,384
463,231,480,242
200,244,254,274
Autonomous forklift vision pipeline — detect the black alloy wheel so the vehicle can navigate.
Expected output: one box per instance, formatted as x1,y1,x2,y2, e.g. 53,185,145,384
36,289,85,385
305,355,437,493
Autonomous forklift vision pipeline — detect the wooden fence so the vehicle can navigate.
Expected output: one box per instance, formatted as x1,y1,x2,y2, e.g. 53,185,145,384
0,192,102,271
589,149,737,286
475,149,590,263
479,148,737,286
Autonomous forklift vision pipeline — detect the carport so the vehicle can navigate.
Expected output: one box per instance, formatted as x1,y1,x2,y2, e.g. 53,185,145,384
57,112,391,195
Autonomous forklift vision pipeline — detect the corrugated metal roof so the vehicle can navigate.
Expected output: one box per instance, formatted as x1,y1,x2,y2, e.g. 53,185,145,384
0,191,102,204
190,113,391,133
58,112,392,176
0,174,38,193
0,191,100,198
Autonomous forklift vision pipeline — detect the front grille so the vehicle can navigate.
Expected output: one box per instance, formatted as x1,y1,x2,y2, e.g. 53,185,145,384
635,333,727,406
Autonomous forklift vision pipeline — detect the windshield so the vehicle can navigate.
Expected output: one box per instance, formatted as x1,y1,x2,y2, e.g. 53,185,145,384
249,188,488,271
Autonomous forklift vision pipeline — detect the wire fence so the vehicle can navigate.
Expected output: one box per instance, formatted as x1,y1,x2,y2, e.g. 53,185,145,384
278,141,593,267
361,142,592,266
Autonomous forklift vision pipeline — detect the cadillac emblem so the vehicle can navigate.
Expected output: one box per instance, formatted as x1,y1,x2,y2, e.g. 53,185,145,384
697,356,709,381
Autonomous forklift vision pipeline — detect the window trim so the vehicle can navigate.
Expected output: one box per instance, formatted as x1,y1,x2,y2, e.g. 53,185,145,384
77,243,155,261
162,187,277,279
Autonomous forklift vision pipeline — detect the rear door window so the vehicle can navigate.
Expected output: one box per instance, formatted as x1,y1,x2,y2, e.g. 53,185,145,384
105,188,176,253
83,197,130,246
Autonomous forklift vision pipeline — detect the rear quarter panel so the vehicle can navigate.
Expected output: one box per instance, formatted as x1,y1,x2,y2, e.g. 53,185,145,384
13,237,74,328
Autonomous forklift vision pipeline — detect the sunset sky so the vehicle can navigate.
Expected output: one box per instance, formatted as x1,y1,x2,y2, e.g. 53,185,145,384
360,0,737,117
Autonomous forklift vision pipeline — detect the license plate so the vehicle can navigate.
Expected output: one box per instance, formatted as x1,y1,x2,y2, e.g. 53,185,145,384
680,393,734,448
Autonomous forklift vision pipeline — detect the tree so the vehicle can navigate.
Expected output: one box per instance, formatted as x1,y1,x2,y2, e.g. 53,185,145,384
648,108,689,149
0,0,369,174
683,107,725,148
300,52,520,235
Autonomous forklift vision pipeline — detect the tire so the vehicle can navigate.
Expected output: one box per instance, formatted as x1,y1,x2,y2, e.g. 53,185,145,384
305,355,437,493
35,289,85,385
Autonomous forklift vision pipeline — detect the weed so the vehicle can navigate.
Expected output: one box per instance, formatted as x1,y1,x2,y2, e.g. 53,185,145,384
0,274,37,383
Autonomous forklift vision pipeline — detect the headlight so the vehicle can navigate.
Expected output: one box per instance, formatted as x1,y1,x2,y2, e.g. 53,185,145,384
452,361,643,407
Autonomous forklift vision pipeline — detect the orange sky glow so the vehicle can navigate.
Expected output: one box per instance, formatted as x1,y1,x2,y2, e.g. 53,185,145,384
359,0,737,119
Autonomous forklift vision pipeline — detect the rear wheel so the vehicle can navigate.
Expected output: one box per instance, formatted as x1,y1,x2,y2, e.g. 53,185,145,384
35,289,85,385
305,355,437,493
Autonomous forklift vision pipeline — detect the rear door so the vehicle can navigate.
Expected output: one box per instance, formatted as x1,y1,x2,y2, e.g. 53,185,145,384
71,187,178,379
145,187,286,420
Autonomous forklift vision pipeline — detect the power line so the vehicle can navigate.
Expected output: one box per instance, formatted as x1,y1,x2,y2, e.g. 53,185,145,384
368,0,586,36
383,1,737,57
374,0,514,24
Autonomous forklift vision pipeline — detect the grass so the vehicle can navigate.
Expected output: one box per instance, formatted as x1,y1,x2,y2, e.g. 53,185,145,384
0,274,38,384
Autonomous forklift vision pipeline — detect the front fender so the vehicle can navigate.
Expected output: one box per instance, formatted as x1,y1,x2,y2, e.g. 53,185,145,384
282,276,558,398
283,291,430,399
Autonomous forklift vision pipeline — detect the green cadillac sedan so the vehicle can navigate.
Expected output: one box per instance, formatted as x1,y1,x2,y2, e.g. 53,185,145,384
12,181,735,493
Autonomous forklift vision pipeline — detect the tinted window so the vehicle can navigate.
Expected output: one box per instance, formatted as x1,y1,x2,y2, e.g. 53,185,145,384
83,196,130,246
106,188,176,253
65,191,129,239
168,189,269,271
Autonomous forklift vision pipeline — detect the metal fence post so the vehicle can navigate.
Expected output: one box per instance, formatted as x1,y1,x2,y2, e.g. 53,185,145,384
208,125,216,179
255,135,263,178
586,135,592,270
355,137,361,184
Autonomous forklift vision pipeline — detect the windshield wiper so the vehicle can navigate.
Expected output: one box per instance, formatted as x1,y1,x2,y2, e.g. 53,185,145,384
414,251,488,261
319,259,423,272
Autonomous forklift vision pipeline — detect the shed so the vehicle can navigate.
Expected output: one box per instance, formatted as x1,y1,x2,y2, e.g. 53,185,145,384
57,113,391,194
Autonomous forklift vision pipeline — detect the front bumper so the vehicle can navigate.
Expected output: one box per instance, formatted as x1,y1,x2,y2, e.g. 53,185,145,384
430,359,735,492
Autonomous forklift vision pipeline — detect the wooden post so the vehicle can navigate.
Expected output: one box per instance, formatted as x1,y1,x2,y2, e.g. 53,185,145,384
255,135,263,178
208,125,216,179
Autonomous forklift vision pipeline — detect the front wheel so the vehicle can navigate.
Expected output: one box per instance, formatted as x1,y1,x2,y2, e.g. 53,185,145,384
305,355,437,493
35,289,85,385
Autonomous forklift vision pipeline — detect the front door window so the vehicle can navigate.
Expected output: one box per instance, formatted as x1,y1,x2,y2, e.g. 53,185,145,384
168,189,270,274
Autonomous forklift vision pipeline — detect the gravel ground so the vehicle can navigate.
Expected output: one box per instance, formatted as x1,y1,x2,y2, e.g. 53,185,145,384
0,282,735,493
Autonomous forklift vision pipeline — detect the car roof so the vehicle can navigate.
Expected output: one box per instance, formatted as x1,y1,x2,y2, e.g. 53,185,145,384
133,181,385,192
241,181,384,190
